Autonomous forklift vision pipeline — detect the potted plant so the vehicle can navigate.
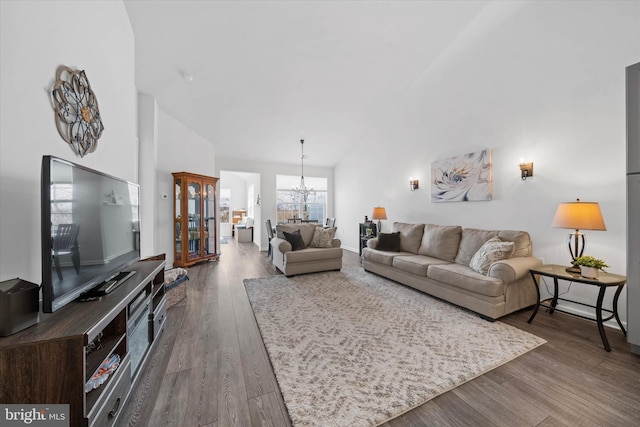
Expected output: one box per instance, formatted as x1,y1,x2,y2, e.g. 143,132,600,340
572,256,609,279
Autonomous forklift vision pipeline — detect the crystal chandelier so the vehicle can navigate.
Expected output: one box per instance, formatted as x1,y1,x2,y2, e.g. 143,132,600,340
292,139,314,218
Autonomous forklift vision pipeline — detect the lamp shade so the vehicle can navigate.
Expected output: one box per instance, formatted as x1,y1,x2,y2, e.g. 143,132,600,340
551,200,606,231
372,207,387,220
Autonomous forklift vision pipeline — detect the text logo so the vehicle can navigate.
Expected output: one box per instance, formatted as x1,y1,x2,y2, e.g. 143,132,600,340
1,405,69,426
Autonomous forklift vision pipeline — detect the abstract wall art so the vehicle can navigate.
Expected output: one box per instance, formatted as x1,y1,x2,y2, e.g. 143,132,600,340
431,149,492,202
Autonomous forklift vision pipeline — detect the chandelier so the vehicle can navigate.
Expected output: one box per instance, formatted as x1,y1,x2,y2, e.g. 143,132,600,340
292,139,314,216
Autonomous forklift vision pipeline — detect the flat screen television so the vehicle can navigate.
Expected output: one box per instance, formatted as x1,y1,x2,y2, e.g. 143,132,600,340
41,156,141,312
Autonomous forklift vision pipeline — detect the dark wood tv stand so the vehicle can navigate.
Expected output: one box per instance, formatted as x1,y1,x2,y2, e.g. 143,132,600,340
0,259,167,427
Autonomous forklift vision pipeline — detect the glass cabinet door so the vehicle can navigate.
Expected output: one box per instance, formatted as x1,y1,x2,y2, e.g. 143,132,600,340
172,172,218,267
188,180,201,260
174,178,182,264
203,182,215,257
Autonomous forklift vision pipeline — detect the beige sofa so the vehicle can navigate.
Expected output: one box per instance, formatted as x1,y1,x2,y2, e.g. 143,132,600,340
271,223,343,276
362,222,541,320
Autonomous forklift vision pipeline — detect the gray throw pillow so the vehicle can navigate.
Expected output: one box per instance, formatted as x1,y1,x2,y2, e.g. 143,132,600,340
309,227,336,248
283,229,306,251
469,237,515,275
376,232,401,252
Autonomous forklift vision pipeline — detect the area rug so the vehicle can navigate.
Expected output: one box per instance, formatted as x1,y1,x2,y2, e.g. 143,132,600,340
243,267,546,427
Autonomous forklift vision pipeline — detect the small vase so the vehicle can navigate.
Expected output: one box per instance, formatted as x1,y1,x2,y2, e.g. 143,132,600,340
580,266,599,279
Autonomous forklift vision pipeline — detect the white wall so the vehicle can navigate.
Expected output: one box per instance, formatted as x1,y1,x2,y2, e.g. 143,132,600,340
138,93,158,258
0,1,136,284
155,108,216,267
216,157,334,251
336,1,639,325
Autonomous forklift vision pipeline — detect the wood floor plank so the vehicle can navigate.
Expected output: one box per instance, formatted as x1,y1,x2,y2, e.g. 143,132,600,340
429,391,496,427
451,380,532,426
165,268,206,374
231,278,277,399
537,415,571,427
120,238,640,427
217,267,253,427
247,392,290,427
501,359,636,426
464,371,547,426
183,302,219,426
497,371,604,427
147,369,193,427
182,263,221,426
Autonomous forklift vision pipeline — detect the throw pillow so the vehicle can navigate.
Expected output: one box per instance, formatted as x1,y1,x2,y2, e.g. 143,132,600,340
283,229,306,251
376,232,401,252
309,227,336,248
469,237,515,275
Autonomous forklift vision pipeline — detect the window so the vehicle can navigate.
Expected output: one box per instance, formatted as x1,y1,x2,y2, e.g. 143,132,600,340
50,183,73,228
276,175,327,224
220,188,230,223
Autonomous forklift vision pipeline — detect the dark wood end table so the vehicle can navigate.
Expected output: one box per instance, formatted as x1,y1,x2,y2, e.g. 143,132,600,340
528,264,626,351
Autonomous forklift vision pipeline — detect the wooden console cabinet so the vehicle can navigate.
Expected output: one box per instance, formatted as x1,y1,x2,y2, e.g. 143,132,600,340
0,260,166,427
173,172,219,267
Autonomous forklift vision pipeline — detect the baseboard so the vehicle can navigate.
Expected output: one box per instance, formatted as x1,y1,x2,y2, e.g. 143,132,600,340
553,301,627,331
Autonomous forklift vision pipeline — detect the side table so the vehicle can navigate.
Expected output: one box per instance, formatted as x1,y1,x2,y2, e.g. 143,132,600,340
359,236,375,256
528,264,626,351
359,222,377,256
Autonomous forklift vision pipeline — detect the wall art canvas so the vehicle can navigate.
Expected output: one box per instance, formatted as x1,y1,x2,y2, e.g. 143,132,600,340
431,149,492,202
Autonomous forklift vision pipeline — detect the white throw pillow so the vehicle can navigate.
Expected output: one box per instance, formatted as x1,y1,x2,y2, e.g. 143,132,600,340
469,237,515,275
309,227,336,248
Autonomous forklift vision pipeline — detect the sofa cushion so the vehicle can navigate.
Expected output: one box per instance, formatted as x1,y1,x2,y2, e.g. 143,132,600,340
376,232,402,251
454,229,500,266
362,248,410,266
283,230,306,251
285,247,343,263
392,255,450,276
417,224,462,262
469,237,515,275
496,230,532,257
427,263,504,297
309,226,336,248
392,222,425,254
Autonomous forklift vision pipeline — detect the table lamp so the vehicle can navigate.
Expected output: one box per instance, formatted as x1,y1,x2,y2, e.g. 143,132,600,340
372,206,387,233
551,198,606,272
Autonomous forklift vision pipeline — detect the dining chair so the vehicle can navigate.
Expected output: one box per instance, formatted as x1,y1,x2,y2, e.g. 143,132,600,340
52,223,81,281
265,219,274,259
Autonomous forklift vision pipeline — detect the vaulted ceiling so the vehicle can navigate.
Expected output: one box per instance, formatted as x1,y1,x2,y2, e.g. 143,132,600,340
124,0,489,167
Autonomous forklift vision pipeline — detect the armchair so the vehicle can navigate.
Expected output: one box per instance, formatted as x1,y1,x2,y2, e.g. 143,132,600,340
270,223,342,276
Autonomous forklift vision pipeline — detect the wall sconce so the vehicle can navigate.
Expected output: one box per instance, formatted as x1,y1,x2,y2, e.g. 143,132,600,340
409,177,419,191
519,162,533,180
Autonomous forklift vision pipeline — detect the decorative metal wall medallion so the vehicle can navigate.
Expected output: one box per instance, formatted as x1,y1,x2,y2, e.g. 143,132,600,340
51,65,104,157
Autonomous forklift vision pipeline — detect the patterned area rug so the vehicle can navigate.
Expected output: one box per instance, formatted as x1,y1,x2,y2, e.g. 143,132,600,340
243,267,546,427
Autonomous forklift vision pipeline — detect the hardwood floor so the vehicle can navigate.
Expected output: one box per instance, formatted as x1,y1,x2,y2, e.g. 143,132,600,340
120,238,640,426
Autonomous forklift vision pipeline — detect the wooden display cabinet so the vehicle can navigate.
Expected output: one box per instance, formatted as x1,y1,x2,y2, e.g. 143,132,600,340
172,172,219,267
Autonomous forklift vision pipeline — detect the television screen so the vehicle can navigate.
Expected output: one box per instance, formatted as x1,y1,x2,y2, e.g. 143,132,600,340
41,156,140,312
